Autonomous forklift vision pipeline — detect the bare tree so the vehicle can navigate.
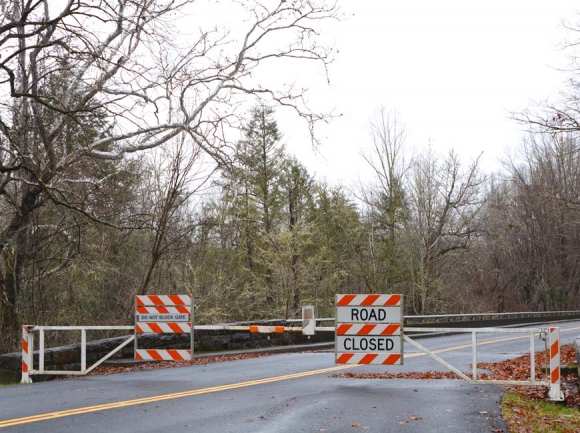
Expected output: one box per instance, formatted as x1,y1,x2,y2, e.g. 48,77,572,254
515,17,580,135
137,135,214,298
406,149,486,314
484,132,580,311
0,0,337,347
359,108,412,293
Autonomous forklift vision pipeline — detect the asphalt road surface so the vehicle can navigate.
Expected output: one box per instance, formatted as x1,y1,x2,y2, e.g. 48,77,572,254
1,321,579,432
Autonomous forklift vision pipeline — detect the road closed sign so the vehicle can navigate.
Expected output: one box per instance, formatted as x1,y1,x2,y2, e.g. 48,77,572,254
335,294,404,365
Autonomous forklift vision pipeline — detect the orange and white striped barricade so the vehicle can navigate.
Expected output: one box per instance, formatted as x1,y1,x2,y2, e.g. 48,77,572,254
135,294,193,361
21,325,34,383
336,353,402,365
335,294,404,365
548,327,564,401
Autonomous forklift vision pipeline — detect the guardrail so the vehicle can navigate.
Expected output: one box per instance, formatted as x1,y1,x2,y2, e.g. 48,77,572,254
404,310,580,324
277,310,580,325
265,310,580,332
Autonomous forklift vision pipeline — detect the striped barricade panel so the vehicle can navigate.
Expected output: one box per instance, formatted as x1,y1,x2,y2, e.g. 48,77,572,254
336,323,401,336
336,353,402,365
21,326,29,374
21,326,32,383
136,294,191,307
336,294,402,307
136,306,191,315
550,328,560,384
135,349,192,361
548,327,564,401
136,322,191,334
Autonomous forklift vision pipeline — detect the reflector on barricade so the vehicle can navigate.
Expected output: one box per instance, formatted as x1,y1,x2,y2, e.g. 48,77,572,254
249,325,284,333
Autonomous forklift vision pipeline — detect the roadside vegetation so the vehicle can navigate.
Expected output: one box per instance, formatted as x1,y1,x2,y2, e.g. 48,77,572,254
502,392,580,433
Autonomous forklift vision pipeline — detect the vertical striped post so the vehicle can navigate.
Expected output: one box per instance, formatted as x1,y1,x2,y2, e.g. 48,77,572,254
21,325,32,384
548,327,564,401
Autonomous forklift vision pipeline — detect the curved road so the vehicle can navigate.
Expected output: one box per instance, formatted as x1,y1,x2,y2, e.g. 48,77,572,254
1,321,579,432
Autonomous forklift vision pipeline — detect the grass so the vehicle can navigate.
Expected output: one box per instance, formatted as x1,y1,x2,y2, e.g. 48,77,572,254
502,391,580,433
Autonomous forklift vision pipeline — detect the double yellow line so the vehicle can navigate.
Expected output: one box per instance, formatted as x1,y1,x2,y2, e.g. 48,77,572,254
0,364,353,428
2,324,579,428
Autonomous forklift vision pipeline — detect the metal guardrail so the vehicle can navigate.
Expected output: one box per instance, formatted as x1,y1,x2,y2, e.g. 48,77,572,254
403,310,580,323
280,310,580,325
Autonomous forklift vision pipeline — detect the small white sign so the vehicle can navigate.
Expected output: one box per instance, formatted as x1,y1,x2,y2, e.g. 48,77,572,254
336,336,402,353
137,314,190,322
336,306,401,323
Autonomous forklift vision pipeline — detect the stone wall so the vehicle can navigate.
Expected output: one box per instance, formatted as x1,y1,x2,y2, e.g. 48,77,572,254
0,325,334,384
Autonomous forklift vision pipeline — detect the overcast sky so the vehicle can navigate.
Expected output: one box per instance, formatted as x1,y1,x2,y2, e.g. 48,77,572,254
279,0,580,186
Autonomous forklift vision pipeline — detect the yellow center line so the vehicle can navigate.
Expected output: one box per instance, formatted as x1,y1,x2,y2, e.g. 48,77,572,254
0,365,354,428
2,324,579,428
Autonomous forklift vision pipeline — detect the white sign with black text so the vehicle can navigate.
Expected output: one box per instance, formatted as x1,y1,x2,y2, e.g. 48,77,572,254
137,314,190,322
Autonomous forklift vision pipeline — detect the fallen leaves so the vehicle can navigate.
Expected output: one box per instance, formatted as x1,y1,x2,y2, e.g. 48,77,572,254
478,344,580,409
61,352,278,378
331,371,464,380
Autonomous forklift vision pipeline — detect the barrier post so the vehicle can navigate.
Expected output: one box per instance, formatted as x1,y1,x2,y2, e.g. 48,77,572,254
21,325,33,384
302,306,315,336
548,327,564,401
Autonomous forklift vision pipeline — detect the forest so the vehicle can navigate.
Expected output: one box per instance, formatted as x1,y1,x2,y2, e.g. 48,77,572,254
1,1,580,354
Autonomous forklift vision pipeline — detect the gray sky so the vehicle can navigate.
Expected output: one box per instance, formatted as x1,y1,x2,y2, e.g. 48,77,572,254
46,0,580,186
281,0,580,185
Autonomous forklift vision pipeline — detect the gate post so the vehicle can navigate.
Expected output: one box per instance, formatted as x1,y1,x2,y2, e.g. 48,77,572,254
302,306,315,336
21,325,33,384
548,327,564,401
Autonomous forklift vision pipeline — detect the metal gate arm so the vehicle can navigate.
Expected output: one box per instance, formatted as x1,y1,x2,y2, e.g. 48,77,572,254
85,335,135,374
403,334,475,383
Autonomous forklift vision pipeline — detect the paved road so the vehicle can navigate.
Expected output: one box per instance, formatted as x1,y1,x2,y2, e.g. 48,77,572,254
1,321,579,432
